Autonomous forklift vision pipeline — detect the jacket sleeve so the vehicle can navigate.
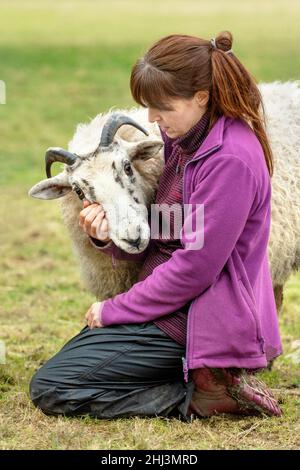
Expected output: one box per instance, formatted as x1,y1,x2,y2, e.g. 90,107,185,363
101,155,258,326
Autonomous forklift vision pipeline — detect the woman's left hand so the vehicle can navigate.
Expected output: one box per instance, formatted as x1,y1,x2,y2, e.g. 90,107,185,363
85,301,105,329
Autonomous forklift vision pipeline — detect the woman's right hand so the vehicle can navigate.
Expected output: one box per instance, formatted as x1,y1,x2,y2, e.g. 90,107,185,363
79,200,111,243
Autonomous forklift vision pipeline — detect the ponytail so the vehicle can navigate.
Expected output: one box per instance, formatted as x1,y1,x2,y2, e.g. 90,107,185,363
210,31,274,177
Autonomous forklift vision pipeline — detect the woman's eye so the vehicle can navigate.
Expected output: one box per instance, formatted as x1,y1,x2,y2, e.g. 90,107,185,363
73,185,85,200
124,162,133,176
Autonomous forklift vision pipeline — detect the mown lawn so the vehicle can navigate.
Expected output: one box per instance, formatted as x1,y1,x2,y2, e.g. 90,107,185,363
0,0,300,450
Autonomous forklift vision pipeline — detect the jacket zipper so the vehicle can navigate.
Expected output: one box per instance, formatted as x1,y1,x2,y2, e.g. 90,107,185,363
181,144,221,382
176,154,182,173
182,302,194,382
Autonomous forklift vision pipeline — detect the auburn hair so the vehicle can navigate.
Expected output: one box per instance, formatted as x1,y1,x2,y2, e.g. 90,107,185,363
130,31,273,177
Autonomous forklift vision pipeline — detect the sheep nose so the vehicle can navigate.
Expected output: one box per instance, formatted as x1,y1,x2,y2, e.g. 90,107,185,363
127,236,141,249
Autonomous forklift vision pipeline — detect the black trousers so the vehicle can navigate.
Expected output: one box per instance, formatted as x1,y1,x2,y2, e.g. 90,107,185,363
29,322,195,421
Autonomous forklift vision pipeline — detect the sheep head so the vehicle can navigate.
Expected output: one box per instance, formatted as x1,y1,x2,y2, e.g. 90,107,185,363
28,112,164,254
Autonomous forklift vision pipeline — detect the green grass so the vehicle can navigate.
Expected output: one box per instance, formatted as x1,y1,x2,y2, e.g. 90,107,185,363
0,0,300,450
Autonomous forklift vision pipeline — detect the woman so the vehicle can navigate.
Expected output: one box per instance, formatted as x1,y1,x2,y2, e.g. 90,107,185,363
30,31,282,420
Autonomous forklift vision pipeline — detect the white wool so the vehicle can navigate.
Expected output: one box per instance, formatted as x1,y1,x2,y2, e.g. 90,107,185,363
258,81,300,286
68,106,161,156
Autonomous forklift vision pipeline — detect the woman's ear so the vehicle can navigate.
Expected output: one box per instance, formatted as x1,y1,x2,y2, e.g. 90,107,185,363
195,90,209,107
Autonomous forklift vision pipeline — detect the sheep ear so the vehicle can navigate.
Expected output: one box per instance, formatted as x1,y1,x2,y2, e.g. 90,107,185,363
126,140,163,162
28,172,72,200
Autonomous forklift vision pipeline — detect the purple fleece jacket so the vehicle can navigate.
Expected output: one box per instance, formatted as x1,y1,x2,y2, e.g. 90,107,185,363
90,114,282,381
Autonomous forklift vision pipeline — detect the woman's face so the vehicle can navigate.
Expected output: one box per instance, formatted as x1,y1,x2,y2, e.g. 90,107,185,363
147,91,209,139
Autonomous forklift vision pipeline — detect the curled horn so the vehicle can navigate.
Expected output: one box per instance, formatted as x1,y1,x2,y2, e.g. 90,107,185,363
45,147,78,178
100,113,149,148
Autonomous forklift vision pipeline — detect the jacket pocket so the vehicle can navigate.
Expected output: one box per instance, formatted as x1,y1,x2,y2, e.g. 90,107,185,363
238,278,265,353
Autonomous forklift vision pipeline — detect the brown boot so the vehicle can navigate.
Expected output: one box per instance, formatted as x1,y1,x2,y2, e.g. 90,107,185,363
188,368,282,417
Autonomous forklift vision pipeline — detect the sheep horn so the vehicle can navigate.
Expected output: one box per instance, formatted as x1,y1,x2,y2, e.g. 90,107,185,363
45,147,78,178
100,113,149,147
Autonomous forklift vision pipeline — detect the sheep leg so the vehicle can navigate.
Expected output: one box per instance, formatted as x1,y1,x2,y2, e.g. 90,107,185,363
273,284,284,315
265,285,284,371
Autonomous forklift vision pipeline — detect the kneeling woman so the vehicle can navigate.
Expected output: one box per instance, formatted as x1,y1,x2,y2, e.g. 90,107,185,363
30,31,282,420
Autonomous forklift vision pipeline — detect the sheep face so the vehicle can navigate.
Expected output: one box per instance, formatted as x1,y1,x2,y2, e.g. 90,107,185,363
28,137,163,254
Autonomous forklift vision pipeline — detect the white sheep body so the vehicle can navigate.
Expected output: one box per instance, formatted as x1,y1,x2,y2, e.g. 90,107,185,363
259,81,300,288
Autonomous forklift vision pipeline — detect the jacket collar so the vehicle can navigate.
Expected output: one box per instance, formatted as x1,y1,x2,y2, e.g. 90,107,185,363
159,114,235,163
191,114,227,161
171,109,211,155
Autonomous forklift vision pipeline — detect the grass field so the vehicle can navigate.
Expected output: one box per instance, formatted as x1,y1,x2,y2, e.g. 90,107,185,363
0,0,300,450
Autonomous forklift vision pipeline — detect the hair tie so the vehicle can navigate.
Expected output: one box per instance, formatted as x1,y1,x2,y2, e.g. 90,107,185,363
210,37,233,54
210,38,217,49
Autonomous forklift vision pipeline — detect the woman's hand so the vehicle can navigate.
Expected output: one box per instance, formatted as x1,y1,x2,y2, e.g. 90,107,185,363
85,301,106,329
79,200,111,242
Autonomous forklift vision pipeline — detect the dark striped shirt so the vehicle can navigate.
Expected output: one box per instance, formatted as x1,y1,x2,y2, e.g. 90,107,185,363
138,110,211,345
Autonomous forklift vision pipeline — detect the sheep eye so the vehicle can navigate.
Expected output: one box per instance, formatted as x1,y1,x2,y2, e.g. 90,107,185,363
124,161,133,176
73,184,85,200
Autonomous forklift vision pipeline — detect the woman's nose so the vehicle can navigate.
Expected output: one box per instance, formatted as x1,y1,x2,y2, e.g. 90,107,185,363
148,108,160,123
